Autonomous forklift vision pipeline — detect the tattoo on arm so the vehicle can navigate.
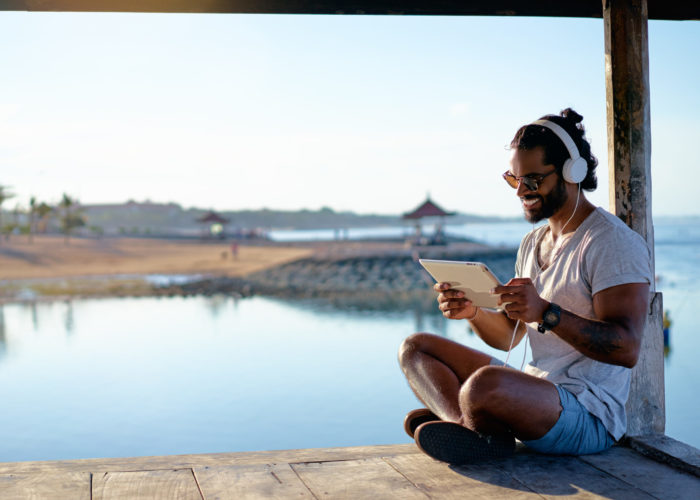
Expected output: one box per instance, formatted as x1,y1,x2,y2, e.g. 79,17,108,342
577,322,623,355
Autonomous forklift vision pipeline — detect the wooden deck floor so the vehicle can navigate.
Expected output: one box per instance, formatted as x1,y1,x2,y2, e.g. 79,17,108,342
1,442,698,499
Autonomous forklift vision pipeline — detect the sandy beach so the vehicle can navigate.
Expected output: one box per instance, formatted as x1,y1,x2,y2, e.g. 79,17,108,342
0,236,312,281
0,235,514,303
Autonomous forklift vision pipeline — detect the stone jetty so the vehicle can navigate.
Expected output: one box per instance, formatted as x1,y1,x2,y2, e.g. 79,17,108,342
164,240,518,310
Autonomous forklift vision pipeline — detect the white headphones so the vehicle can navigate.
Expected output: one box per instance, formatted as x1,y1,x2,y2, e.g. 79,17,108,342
531,119,587,184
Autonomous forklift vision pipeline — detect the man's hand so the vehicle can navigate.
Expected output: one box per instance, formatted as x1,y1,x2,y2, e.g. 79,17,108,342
492,278,549,323
434,282,479,320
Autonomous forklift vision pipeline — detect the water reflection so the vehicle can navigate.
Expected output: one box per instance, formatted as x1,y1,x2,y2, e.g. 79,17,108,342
29,302,39,332
413,307,425,332
64,300,74,335
412,307,450,336
0,290,696,461
0,306,6,358
204,294,231,318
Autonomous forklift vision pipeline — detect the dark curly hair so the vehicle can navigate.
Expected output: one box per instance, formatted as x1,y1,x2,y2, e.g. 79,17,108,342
510,108,598,191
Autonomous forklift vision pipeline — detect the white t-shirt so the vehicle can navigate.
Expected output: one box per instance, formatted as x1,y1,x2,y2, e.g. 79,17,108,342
515,207,653,440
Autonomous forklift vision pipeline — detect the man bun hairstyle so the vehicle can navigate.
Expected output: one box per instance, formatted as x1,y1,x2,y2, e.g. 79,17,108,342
510,107,598,191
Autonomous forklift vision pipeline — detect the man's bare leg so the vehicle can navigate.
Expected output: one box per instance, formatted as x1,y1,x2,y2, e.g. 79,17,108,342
459,365,562,440
399,332,562,441
398,332,493,423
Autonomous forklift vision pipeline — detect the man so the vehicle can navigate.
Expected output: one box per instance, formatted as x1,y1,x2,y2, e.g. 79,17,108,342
398,108,652,463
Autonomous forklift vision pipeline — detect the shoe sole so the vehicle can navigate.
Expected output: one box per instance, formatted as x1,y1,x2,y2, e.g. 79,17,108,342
415,421,515,464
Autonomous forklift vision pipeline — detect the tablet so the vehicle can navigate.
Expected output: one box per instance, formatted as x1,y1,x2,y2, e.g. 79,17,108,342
419,259,502,309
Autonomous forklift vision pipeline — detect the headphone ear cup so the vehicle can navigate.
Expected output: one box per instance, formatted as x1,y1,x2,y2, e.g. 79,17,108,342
563,157,587,184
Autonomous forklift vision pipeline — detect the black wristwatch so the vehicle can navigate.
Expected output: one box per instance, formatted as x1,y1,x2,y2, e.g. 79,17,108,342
538,303,561,333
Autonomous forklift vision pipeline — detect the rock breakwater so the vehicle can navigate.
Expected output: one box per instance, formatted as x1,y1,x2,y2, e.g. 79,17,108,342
163,246,518,310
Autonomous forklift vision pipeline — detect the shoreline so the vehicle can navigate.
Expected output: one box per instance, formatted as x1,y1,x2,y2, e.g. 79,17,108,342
1,236,517,307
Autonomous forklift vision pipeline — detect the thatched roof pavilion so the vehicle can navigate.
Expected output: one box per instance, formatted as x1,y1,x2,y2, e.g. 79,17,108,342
402,197,455,221
402,196,455,245
196,211,229,237
196,211,229,225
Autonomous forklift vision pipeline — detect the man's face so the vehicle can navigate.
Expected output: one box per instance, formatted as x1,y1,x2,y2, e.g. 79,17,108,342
509,148,568,223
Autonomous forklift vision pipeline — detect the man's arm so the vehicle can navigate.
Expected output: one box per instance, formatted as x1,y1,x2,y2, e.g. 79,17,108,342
494,279,649,368
555,283,649,367
469,307,527,351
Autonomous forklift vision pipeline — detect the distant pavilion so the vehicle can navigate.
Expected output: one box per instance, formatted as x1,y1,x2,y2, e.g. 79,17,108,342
402,196,456,245
197,211,229,238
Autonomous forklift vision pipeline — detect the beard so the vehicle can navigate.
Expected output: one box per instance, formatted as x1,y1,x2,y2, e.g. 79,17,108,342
522,178,569,223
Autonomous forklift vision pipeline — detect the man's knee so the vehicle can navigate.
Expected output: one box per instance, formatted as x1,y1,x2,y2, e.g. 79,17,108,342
398,332,438,367
459,365,509,413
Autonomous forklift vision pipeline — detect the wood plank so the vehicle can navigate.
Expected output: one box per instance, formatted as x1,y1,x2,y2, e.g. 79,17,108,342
626,435,700,478
497,451,656,499
580,446,700,500
291,457,428,499
194,463,313,499
386,453,541,499
4,0,700,20
627,291,665,435
0,472,90,500
92,468,202,500
0,444,417,474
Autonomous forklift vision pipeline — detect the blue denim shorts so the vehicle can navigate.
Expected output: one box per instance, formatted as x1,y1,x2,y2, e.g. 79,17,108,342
522,384,615,455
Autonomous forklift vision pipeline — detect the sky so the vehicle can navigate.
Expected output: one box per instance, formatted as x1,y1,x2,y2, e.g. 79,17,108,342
0,13,698,217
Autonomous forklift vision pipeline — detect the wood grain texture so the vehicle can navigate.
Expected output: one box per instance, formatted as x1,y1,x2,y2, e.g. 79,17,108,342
92,468,202,500
626,292,665,436
497,452,657,499
0,472,90,500
580,446,700,500
194,463,313,500
386,453,541,499
2,0,700,19
604,0,654,265
0,444,417,474
291,457,428,499
1,444,699,499
626,434,700,478
603,0,665,438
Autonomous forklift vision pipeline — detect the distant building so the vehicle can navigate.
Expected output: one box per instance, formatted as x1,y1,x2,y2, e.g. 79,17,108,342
197,211,230,238
402,196,455,245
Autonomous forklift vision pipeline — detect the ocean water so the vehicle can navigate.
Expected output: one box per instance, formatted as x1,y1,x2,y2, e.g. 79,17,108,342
0,218,697,462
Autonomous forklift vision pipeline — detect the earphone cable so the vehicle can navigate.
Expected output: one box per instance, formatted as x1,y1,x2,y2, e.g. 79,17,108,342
504,183,582,369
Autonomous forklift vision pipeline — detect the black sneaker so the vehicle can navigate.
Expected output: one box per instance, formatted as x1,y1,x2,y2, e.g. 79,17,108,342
403,408,440,438
414,421,515,464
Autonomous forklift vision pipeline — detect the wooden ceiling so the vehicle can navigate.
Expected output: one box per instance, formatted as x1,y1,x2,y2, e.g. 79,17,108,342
0,0,698,20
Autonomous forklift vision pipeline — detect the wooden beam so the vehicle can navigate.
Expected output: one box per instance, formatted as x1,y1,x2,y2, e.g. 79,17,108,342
0,0,699,19
604,0,664,436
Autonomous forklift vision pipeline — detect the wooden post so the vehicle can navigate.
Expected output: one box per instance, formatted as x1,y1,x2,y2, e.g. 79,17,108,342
604,0,665,436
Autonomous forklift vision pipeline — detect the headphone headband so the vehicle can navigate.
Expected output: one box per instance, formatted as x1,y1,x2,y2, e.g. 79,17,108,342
531,119,587,184
531,119,580,160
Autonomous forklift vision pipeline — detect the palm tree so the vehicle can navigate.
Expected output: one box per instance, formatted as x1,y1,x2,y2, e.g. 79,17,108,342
58,193,85,244
28,196,37,243
36,201,53,235
0,185,15,243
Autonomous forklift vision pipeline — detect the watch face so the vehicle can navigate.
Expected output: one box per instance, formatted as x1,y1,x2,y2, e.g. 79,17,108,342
544,311,558,323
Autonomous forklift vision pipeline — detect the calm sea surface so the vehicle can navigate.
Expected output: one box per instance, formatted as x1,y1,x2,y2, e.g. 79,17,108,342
0,218,697,462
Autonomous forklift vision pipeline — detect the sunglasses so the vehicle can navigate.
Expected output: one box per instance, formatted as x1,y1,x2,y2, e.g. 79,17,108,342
502,169,557,191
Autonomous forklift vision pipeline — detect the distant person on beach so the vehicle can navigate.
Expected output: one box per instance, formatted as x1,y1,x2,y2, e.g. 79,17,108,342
399,108,652,464
230,241,239,260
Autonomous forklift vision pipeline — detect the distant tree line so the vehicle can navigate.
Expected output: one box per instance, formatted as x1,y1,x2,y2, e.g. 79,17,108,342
0,188,517,241
0,185,87,244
